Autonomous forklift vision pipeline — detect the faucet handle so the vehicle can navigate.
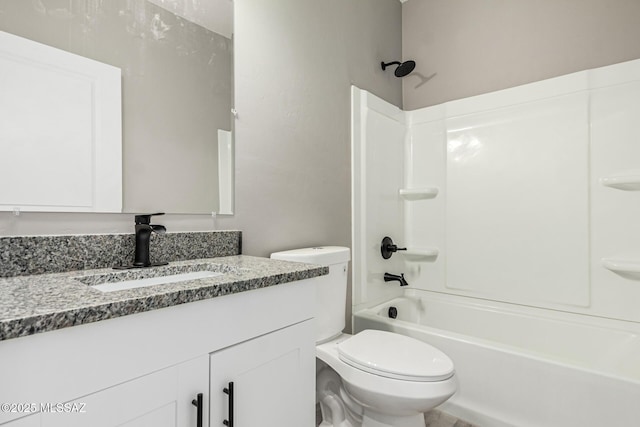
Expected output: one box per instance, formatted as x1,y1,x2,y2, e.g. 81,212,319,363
135,212,165,225
381,236,407,259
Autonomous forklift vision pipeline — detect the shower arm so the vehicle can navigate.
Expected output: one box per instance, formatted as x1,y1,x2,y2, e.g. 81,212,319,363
381,61,401,70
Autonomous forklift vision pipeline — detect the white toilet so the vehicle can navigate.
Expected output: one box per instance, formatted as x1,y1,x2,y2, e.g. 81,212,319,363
270,246,457,427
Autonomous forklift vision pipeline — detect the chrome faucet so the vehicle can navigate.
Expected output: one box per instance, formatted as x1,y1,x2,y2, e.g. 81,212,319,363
133,213,168,268
384,272,409,287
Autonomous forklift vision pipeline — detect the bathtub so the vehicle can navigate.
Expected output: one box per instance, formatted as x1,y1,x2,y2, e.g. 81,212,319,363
353,290,640,427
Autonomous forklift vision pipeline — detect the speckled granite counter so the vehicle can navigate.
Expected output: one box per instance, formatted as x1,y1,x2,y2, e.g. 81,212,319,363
0,256,327,341
0,231,242,278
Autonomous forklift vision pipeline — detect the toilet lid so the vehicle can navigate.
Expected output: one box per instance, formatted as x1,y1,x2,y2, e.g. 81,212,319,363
337,330,454,382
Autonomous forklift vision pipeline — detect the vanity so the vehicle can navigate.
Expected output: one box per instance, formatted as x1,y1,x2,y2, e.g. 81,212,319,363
0,253,326,427
0,3,320,425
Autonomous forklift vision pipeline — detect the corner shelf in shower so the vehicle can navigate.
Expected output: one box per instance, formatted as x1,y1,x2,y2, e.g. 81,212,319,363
600,175,640,191
399,187,439,200
401,248,439,262
602,258,640,279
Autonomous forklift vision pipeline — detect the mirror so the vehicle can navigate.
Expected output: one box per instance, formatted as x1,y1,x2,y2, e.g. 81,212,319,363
0,0,234,215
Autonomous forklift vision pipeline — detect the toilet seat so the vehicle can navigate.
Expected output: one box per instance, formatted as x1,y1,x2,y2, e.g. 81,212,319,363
337,330,454,382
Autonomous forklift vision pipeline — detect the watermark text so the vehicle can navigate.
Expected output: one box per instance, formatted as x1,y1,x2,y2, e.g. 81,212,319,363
1,402,86,414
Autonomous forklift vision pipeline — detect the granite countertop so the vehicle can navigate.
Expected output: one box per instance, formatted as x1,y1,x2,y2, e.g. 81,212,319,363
0,255,327,341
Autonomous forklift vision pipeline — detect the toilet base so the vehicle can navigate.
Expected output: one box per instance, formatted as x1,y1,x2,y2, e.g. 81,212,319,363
317,363,362,427
316,359,432,427
318,405,425,427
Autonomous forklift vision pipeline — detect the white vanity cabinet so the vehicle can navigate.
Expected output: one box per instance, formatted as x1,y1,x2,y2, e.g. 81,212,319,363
0,278,316,427
210,320,315,427
39,355,208,427
41,365,184,427
1,414,40,427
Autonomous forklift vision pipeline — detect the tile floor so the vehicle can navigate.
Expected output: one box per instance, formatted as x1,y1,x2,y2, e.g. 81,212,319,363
424,409,477,427
316,406,477,426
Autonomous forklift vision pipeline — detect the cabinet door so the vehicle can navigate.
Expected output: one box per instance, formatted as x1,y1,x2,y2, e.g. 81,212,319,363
1,413,40,427
177,355,209,427
114,403,175,427
42,355,208,427
41,366,177,427
210,320,315,427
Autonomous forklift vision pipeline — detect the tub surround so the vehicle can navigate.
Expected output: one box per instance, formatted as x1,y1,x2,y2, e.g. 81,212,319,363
0,230,241,277
353,58,640,323
351,58,640,426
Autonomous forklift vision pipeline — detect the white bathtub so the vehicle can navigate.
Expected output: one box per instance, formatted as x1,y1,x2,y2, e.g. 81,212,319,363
354,290,640,427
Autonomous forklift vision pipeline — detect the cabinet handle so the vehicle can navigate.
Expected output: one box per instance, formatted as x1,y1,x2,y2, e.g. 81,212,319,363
191,392,203,427
223,381,234,427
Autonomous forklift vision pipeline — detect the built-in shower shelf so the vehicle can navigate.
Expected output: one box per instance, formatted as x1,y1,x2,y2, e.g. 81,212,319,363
602,258,640,279
600,175,640,191
399,188,439,200
401,248,439,261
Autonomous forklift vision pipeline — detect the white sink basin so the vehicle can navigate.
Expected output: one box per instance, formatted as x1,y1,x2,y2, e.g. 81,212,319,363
92,271,223,293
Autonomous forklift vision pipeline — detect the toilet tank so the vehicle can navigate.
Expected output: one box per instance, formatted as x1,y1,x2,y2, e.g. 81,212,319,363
270,247,351,343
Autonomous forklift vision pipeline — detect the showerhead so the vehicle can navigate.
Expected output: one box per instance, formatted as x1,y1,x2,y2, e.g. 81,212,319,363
381,60,416,78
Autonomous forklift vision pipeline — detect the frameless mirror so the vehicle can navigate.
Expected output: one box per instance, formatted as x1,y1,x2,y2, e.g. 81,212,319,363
0,0,234,215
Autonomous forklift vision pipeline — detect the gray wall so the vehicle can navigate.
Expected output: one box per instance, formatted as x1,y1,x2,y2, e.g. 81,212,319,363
228,0,402,257
402,0,640,109
228,0,401,332
0,0,402,263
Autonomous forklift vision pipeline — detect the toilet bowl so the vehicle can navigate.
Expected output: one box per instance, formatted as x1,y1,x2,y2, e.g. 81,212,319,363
270,247,457,427
317,331,456,427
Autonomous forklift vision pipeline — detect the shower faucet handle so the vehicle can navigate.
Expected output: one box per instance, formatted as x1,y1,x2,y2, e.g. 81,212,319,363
381,236,406,259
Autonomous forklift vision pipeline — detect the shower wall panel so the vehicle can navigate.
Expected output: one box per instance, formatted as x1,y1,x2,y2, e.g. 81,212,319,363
445,92,590,307
351,87,405,313
403,110,446,291
589,61,640,322
402,59,640,323
354,59,640,323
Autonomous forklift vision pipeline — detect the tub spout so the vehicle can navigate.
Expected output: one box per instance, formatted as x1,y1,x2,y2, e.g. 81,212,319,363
384,272,409,286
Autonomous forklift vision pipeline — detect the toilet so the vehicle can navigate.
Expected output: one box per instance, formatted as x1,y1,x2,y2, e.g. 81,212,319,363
270,247,457,427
